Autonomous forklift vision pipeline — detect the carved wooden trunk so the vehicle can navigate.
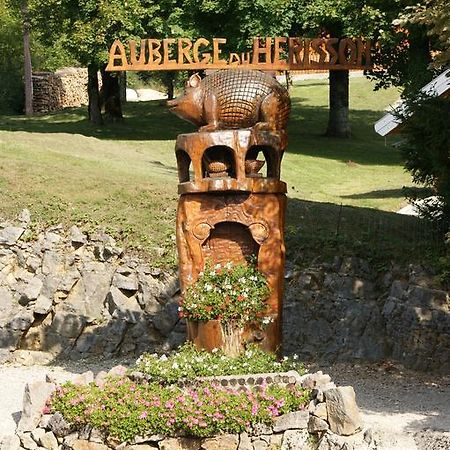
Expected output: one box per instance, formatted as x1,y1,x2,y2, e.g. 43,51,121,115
175,128,287,353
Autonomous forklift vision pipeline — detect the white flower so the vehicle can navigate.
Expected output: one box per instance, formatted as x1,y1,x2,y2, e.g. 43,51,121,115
214,263,221,270
160,354,168,361
209,271,216,276
225,284,232,290
172,362,179,369
238,277,246,283
204,284,213,292
293,354,299,360
211,348,219,353
261,317,272,325
225,262,233,269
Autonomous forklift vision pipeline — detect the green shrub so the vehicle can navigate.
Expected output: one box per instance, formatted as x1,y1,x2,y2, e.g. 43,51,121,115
181,259,270,325
133,343,304,383
397,91,450,226
49,376,310,442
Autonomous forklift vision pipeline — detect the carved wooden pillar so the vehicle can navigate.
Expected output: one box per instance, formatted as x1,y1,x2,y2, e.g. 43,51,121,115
175,128,287,353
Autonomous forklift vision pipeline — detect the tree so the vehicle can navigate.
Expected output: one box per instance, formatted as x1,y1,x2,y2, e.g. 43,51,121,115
20,0,33,115
0,1,23,113
396,0,450,67
29,0,155,124
291,0,387,138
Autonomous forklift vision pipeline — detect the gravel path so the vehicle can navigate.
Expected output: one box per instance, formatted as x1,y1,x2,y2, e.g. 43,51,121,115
1,359,449,449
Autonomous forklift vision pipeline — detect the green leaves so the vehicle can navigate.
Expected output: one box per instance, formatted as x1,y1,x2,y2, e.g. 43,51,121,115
134,342,304,382
181,260,270,325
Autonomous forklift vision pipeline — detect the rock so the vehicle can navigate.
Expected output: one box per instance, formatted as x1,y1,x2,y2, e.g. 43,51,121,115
70,226,87,246
201,434,238,450
39,432,58,450
325,387,362,436
20,277,43,305
308,415,329,433
17,433,37,450
33,295,53,315
0,435,21,450
47,412,72,437
130,436,164,445
273,410,309,432
251,423,272,436
18,209,31,225
9,310,34,331
113,273,138,292
73,371,94,386
270,434,283,448
237,433,252,450
124,446,158,450
30,430,45,444
17,381,56,432
301,372,332,390
0,226,24,245
88,429,104,444
63,433,79,449
158,438,203,450
251,439,268,450
312,402,328,420
280,429,309,450
107,286,142,323
108,365,128,377
152,302,179,336
71,441,109,450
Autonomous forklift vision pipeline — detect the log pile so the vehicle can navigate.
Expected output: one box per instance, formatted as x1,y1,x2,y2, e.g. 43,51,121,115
32,67,89,113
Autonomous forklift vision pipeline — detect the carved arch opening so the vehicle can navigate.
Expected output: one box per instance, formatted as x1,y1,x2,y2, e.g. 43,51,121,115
176,149,193,183
246,145,280,179
202,145,236,179
201,221,260,267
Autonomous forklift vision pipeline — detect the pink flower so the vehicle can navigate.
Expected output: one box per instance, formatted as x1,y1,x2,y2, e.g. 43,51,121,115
139,411,148,420
42,405,50,414
251,403,259,416
165,400,175,410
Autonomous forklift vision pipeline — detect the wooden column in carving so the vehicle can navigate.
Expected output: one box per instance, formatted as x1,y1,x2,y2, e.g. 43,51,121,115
175,128,287,353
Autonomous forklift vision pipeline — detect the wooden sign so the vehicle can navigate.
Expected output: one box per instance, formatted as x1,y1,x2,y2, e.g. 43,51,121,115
106,37,372,72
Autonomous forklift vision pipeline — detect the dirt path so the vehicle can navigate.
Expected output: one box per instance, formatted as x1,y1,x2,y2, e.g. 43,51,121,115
1,359,449,449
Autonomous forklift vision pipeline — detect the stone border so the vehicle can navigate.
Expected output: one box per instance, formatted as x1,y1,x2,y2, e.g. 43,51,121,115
0,368,378,450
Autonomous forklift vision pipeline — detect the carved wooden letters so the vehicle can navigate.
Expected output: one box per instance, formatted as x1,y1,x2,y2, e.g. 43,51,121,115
107,36,372,71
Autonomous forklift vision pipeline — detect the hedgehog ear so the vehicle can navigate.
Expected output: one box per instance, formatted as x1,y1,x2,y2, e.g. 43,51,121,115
187,73,201,88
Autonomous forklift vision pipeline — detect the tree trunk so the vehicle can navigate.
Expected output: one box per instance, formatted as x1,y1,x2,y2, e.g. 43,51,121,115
166,74,175,100
87,64,103,125
326,70,351,138
100,67,123,122
20,1,33,116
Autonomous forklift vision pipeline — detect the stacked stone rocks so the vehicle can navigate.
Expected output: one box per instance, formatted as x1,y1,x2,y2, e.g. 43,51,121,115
1,210,449,371
283,256,450,373
32,68,90,114
0,211,183,364
1,369,375,450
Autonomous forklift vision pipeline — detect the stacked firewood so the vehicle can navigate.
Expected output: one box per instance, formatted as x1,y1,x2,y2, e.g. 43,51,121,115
32,67,89,113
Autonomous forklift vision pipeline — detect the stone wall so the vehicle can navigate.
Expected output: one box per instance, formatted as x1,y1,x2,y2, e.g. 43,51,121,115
0,211,449,372
283,257,450,373
32,68,90,114
0,210,183,364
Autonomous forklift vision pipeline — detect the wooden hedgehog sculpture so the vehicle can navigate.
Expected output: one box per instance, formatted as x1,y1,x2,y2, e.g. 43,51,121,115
167,70,291,132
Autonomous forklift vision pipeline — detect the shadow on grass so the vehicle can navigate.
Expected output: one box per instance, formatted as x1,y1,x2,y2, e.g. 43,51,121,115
0,100,401,166
285,197,445,268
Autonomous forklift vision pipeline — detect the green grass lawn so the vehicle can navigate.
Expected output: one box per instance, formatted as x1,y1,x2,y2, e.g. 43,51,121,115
0,77,442,268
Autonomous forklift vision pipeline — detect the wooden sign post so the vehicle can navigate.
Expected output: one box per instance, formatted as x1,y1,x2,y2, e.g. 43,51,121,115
106,35,372,355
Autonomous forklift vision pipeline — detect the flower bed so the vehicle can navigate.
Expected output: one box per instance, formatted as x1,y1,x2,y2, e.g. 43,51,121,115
49,376,310,442
133,343,304,383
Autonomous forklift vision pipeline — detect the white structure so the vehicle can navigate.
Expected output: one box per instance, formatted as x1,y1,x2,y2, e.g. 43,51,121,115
374,69,450,137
